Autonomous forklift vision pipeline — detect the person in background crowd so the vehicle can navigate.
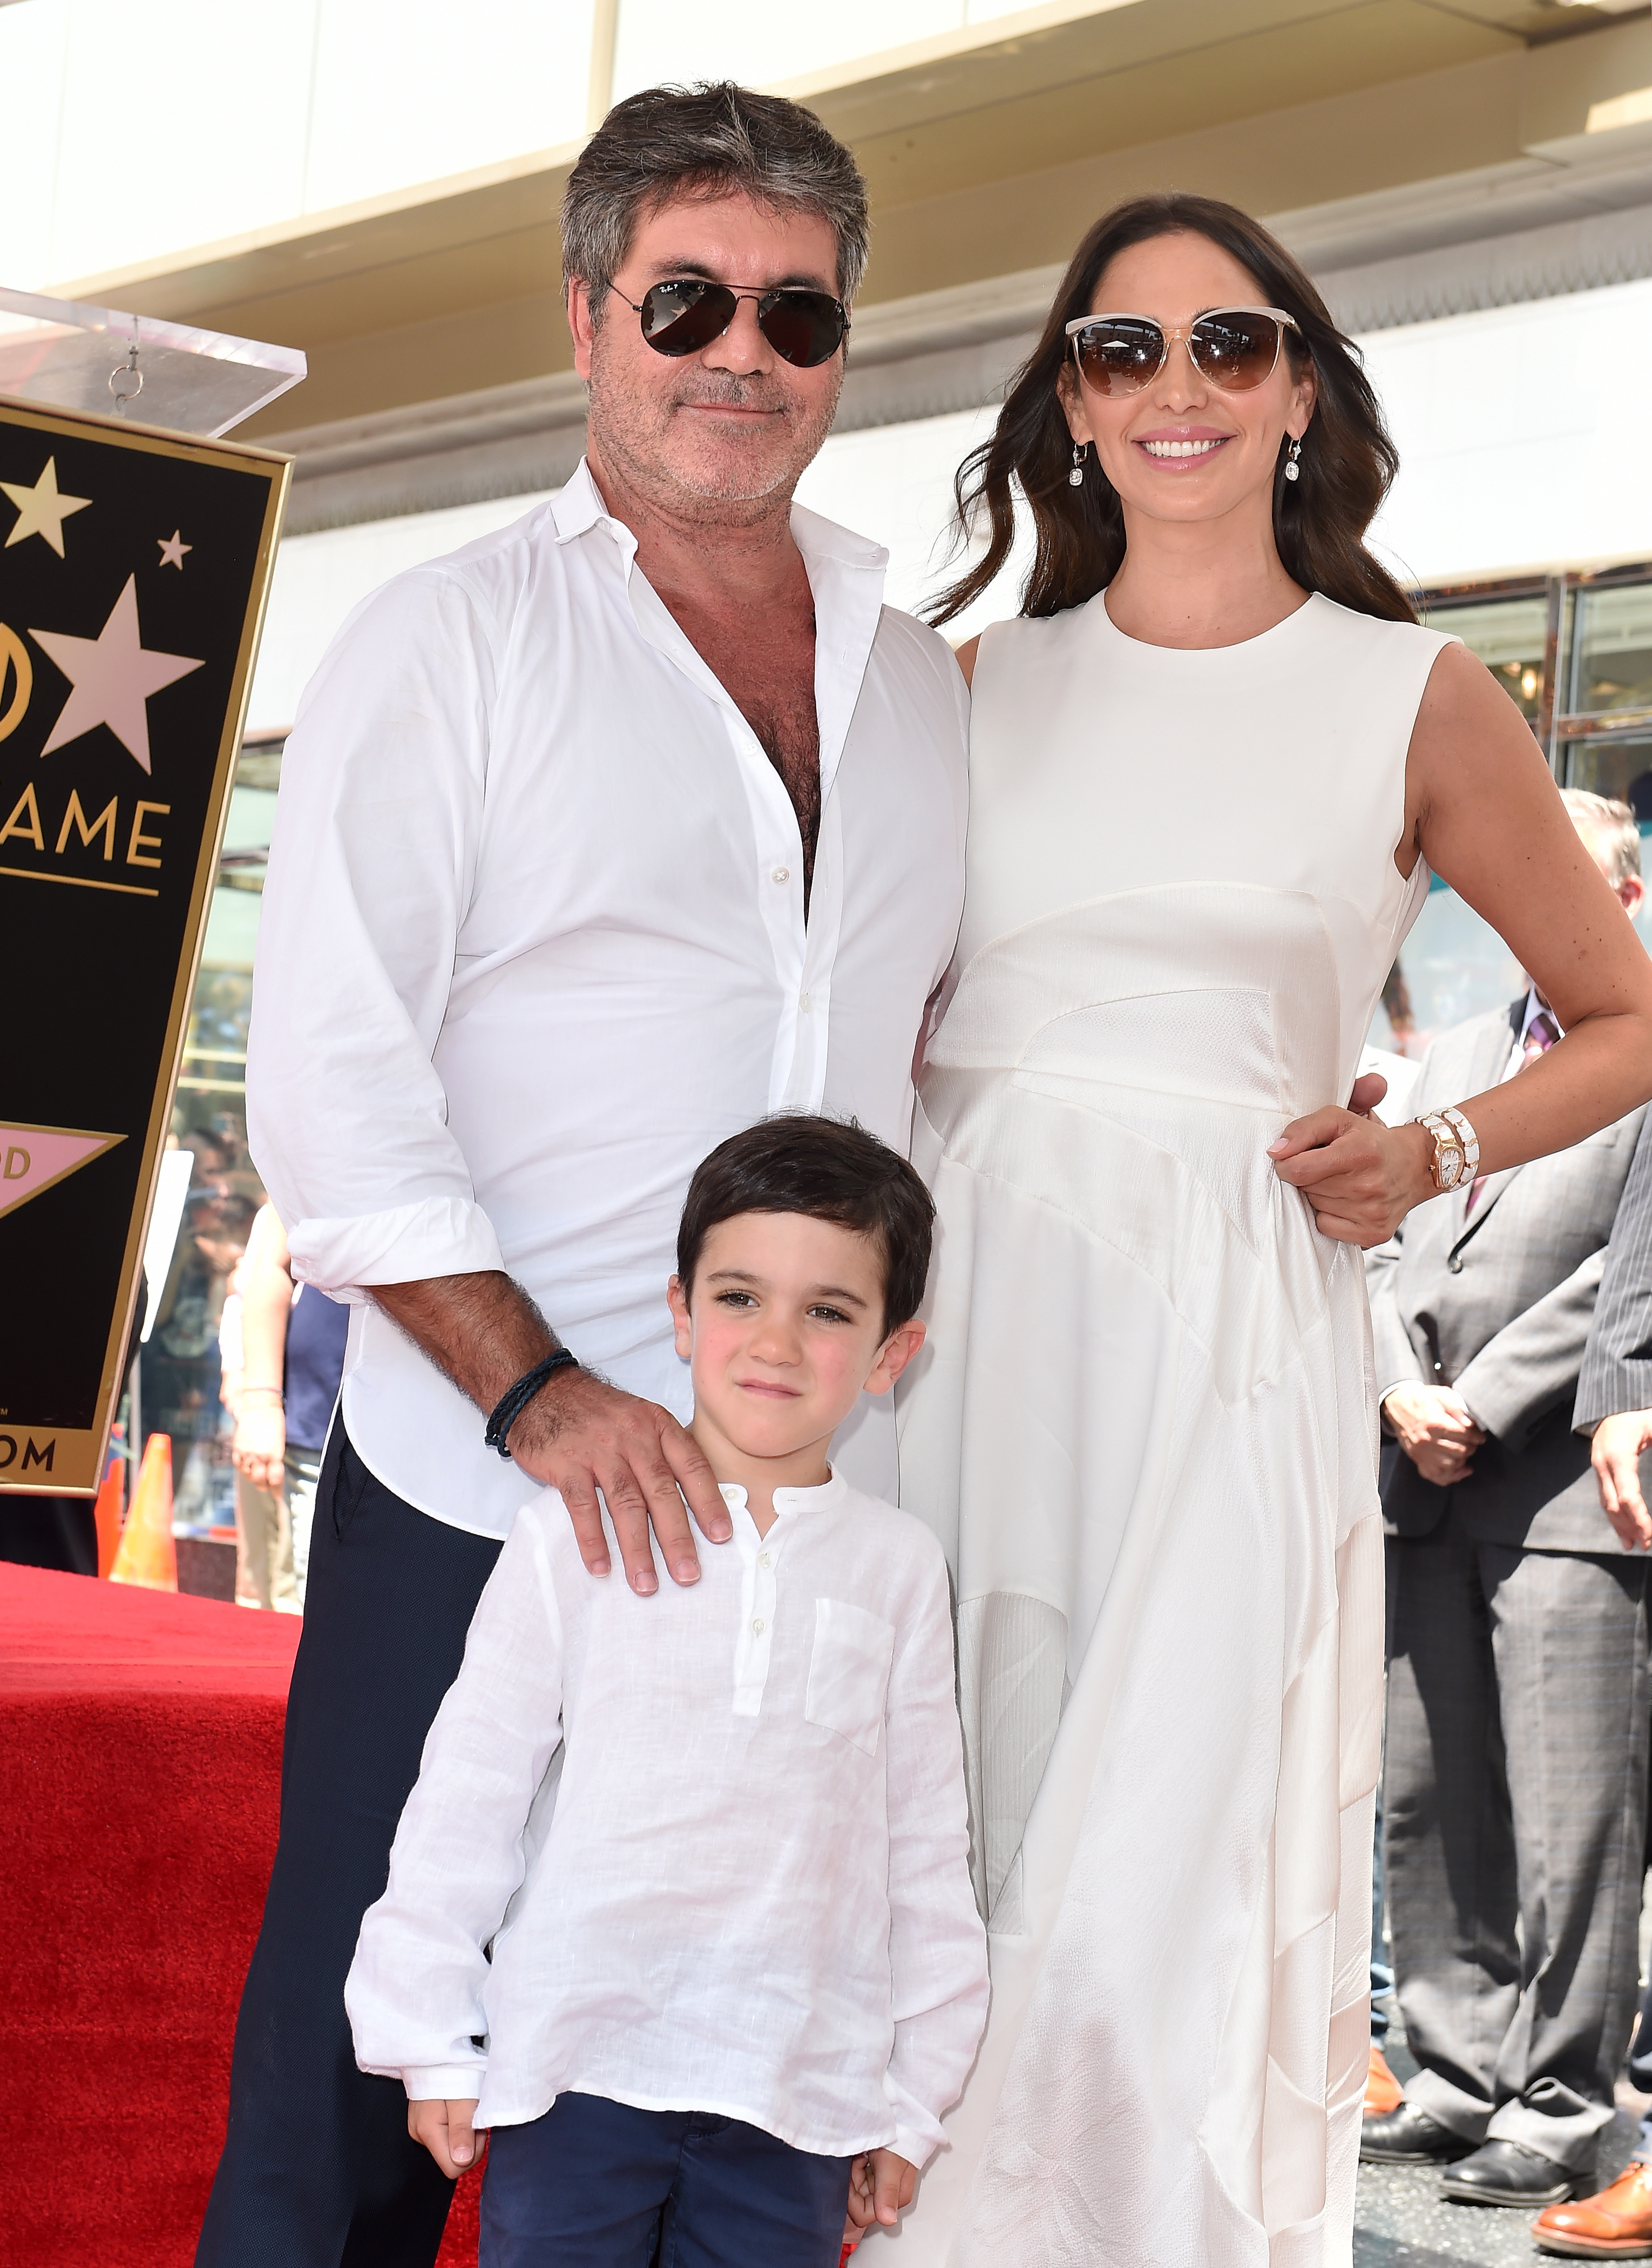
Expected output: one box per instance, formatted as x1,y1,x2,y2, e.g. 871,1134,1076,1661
229,1204,348,1611
197,82,967,2268
1533,1112,1652,2259
1363,791,1652,2209
220,1226,297,1612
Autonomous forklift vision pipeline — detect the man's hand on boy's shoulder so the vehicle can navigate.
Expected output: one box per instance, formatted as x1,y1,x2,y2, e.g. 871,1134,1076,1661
373,1268,732,1593
511,1365,731,1595
408,2096,483,2179
844,2147,918,2243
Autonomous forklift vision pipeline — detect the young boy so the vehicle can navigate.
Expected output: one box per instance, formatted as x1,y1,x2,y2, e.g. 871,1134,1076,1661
346,1116,988,2264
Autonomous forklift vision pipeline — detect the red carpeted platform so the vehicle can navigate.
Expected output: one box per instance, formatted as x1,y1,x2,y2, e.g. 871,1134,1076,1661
1,1565,481,2265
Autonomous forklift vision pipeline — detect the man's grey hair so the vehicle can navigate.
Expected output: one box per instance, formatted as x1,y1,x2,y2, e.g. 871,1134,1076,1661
1562,787,1642,882
561,82,870,314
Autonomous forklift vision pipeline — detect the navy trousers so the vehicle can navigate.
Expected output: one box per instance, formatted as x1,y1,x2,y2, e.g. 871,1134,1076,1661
479,2093,855,2268
196,1426,503,2268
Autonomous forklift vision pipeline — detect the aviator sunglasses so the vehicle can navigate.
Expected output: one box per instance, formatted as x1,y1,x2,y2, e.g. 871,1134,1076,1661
1065,305,1301,395
617,277,850,368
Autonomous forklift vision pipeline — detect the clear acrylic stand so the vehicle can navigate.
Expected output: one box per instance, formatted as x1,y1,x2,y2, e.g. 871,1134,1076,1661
0,285,306,438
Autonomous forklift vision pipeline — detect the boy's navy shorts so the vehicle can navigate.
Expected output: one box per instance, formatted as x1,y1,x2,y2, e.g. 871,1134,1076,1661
479,2090,856,2267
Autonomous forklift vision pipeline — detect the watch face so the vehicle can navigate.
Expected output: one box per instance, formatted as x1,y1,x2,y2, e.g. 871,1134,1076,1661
1439,1145,1465,1188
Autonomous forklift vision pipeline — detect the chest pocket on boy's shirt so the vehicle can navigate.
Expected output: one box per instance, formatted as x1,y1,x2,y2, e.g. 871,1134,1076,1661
805,1599,896,1757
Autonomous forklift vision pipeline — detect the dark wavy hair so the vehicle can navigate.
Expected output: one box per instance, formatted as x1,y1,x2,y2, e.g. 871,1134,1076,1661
929,192,1414,627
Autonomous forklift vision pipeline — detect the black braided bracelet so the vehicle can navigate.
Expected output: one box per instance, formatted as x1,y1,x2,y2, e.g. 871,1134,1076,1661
484,1348,579,1459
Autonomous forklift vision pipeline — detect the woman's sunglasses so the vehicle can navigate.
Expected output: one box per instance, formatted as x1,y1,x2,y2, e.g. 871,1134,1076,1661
617,278,850,369
1064,306,1301,396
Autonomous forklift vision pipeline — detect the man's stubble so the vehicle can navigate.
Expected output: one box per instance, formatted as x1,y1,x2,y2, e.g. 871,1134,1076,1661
585,319,844,528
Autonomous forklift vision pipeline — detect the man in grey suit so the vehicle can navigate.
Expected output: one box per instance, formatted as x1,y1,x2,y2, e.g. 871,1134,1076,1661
1528,1124,1652,2256
1362,791,1651,2209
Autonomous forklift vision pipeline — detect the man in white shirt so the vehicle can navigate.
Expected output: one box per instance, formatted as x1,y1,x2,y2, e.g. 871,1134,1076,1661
198,83,969,2268
345,1117,988,2264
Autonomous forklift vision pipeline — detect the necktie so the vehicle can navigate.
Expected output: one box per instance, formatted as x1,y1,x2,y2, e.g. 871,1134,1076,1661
1465,1008,1557,1212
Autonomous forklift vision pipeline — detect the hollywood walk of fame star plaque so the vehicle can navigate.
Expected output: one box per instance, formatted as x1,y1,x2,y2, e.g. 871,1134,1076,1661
0,395,288,1494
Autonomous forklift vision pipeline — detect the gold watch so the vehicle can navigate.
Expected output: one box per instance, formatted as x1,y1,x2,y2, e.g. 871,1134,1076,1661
1414,1108,1480,1194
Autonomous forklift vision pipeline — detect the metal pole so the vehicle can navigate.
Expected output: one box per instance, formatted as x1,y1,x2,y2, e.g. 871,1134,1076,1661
1538,572,1566,778
128,1348,142,1496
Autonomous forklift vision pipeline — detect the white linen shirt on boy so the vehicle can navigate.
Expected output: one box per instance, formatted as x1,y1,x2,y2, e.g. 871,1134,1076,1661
246,460,969,1535
345,1474,989,2167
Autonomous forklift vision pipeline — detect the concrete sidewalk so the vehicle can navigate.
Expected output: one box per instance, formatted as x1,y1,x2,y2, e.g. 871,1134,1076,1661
1355,2034,1648,2268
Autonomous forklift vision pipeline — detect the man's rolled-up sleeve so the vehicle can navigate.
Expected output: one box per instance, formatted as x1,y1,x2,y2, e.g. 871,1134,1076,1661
246,566,505,1299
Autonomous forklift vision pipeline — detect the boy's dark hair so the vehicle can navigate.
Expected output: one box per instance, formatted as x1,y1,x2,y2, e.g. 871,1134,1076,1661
676,1116,935,1336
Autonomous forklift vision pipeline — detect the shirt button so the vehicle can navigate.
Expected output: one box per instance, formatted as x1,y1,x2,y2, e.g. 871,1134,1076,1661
757,1552,771,1569
751,1617,766,1636
771,866,789,884
800,991,812,1013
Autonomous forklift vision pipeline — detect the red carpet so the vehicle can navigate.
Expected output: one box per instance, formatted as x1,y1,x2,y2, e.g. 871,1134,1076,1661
1,1565,482,2265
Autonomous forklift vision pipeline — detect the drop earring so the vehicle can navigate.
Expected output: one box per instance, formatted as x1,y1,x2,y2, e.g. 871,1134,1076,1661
1284,438,1302,484
1069,442,1086,489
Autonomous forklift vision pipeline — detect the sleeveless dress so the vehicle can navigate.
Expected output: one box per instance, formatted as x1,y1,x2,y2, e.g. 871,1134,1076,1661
892,590,1455,2268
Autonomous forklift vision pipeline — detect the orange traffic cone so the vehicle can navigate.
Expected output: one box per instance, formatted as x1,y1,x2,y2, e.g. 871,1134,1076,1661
110,1433,176,1591
92,1443,125,1578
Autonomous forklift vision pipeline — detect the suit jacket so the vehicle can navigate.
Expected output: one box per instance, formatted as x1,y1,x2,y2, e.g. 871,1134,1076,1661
1367,998,1646,1552
1577,1099,1652,1429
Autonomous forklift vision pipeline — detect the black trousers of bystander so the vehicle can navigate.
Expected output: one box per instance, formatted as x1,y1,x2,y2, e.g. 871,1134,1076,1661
195,1425,503,2268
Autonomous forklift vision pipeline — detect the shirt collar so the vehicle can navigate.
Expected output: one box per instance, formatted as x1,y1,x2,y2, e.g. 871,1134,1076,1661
550,455,886,566
718,1470,849,1522
550,457,625,549
1520,985,1562,1044
551,457,888,807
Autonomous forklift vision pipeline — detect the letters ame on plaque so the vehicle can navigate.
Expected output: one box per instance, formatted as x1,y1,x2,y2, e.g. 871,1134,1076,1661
0,397,288,1494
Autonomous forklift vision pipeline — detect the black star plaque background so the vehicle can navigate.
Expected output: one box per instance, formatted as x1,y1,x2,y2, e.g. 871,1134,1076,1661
0,397,288,1494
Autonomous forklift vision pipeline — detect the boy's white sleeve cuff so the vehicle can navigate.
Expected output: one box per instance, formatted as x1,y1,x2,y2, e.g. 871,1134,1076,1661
892,2122,938,2171
401,2064,489,2103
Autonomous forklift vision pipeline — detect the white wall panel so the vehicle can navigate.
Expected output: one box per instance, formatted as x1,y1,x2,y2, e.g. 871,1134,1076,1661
0,0,598,294
48,0,319,284
303,0,594,214
1363,276,1652,587
612,0,962,103
0,1,69,289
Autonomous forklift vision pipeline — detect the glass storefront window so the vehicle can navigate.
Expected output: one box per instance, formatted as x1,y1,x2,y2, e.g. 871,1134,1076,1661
1426,592,1549,725
1568,583,1652,721
1562,735,1652,820
133,734,280,1536
1373,569,1652,1072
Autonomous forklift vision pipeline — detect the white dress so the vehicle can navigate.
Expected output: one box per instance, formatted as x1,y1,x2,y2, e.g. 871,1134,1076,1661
892,590,1455,2267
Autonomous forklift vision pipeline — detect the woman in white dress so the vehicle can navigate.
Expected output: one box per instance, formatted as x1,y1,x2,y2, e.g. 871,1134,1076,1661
892,194,1652,2267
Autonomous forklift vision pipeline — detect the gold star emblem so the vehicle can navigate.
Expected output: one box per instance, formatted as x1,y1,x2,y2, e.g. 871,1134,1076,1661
1,456,91,556
30,576,204,774
157,530,191,570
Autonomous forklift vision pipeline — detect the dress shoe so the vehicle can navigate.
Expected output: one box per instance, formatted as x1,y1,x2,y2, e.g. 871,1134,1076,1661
1360,2102,1474,2165
1532,2161,1652,2257
1364,2044,1403,2118
1440,2138,1579,2208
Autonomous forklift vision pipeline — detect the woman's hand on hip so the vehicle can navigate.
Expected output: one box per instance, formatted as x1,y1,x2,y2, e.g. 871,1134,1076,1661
1268,1106,1436,1245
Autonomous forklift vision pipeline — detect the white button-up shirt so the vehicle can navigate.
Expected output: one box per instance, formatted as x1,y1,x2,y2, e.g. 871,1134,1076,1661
344,1475,990,2167
247,462,969,1535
